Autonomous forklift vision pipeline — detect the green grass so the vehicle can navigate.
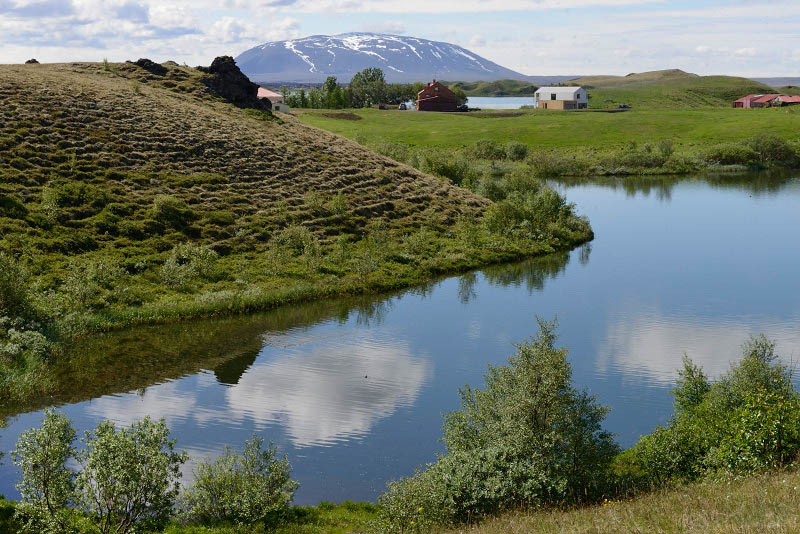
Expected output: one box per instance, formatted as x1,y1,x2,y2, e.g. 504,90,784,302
298,107,800,152
447,469,800,534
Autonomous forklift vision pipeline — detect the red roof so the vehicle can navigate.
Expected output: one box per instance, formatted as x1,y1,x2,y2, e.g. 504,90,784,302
734,94,762,103
778,95,800,103
752,94,781,104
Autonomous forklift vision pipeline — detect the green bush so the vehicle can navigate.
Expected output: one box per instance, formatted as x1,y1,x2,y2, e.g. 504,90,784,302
274,225,318,256
704,143,759,166
180,436,298,527
528,151,591,177
76,417,187,534
414,149,474,186
376,320,618,530
12,409,77,534
746,133,797,164
13,411,187,534
629,335,800,483
468,139,504,160
504,141,529,161
161,243,219,288
152,195,195,229
0,253,32,319
483,188,574,239
59,259,124,311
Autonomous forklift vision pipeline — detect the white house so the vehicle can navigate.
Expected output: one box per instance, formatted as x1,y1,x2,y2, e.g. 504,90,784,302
533,87,589,110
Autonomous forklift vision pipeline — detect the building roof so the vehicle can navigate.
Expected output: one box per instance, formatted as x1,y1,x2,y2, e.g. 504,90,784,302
734,94,763,102
535,86,586,99
257,87,283,99
777,95,800,103
752,94,781,104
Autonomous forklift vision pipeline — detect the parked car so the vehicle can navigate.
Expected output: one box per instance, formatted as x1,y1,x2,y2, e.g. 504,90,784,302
457,104,469,112
615,104,632,109
398,103,407,110
378,103,387,110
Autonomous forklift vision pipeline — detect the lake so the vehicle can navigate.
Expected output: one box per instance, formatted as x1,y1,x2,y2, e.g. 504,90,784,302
2,171,800,505
467,96,533,109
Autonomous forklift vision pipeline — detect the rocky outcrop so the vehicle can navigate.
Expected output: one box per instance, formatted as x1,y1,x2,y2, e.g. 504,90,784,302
197,56,270,111
24,59,39,64
129,58,168,76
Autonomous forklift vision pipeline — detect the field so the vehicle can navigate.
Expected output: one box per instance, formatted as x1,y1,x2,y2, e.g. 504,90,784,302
298,107,800,152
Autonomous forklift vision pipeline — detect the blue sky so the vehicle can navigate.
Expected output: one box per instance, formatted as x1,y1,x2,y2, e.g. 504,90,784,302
1,0,798,76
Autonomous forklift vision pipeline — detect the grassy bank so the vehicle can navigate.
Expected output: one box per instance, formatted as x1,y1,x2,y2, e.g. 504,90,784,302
448,469,800,534
0,61,592,401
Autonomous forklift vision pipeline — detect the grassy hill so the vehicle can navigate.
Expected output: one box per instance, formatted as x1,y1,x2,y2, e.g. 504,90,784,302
441,79,537,96
569,68,698,87
0,61,592,401
561,70,776,109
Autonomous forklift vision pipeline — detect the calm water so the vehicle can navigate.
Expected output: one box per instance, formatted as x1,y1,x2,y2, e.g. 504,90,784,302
467,96,533,109
2,172,800,504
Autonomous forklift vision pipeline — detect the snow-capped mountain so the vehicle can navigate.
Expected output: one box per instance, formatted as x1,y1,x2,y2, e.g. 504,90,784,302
235,33,531,84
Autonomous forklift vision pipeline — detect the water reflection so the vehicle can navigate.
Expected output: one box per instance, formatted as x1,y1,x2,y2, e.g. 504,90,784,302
598,311,800,385
228,334,431,447
553,169,798,201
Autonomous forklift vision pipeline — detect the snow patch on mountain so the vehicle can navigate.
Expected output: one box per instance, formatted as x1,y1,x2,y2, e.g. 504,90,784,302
235,32,534,83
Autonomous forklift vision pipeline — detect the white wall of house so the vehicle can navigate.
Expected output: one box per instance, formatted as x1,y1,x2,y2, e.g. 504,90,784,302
533,87,589,109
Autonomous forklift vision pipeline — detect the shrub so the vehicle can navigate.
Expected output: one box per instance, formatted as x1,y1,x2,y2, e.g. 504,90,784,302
468,139,504,160
504,141,529,161
40,181,109,220
704,143,759,166
0,253,32,319
12,409,78,534
746,133,797,164
657,139,675,160
528,151,592,177
160,243,219,288
59,259,124,311
483,188,574,239
181,436,298,527
274,225,318,256
376,320,618,530
629,335,800,484
374,141,409,163
415,149,474,186
75,417,187,534
152,195,195,229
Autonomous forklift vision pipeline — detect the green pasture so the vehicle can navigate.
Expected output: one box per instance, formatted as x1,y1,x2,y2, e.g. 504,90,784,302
298,107,800,152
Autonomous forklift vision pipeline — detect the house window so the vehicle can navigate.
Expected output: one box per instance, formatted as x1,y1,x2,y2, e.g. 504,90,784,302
551,93,557,100
535,92,540,98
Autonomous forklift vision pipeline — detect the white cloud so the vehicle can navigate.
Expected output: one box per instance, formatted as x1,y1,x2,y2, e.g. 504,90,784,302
358,19,406,34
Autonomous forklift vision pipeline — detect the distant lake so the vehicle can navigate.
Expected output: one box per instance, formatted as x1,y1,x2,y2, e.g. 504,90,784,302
2,171,799,505
467,96,533,109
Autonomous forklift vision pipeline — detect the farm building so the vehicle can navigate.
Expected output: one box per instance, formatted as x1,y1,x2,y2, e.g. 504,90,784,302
733,94,800,108
533,87,589,110
257,87,284,104
417,80,458,112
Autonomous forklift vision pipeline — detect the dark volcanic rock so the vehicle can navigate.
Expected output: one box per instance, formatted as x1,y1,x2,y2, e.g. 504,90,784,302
197,56,270,111
129,58,168,76
24,58,39,64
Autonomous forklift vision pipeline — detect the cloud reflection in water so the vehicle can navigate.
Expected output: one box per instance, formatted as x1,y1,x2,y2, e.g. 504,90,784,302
226,331,432,447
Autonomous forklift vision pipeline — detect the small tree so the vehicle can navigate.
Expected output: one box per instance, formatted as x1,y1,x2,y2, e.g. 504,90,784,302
181,436,298,527
12,409,78,534
76,417,187,534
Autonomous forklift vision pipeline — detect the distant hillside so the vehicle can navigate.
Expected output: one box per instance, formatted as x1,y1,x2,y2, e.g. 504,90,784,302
569,69,698,88
236,33,531,84
442,79,537,97
753,77,800,88
576,73,775,109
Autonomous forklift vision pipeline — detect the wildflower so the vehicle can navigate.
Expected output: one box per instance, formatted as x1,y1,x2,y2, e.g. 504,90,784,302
418,507,423,512
410,520,415,525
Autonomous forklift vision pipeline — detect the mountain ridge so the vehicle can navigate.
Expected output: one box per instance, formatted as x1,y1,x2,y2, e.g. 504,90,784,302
235,32,535,84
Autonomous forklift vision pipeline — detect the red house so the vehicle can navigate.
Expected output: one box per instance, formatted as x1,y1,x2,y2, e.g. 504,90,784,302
733,94,763,108
416,80,458,112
